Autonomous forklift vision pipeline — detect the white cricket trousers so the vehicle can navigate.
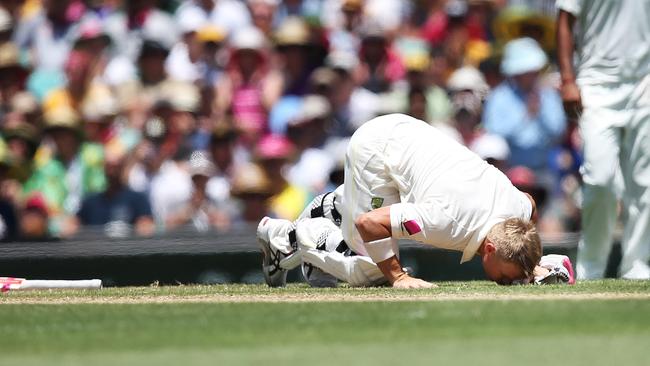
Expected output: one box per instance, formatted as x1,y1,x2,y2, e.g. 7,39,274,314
578,79,650,279
265,188,386,287
341,118,401,258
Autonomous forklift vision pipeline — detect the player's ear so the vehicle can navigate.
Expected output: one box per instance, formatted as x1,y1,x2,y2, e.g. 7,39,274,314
484,240,497,254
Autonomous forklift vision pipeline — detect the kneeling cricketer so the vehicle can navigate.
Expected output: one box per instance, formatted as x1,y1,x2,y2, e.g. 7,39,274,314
257,114,574,288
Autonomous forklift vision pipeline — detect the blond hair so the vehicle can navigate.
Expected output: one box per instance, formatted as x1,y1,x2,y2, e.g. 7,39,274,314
486,218,541,278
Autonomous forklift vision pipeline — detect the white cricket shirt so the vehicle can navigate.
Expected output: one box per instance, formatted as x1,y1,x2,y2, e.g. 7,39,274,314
370,115,532,263
556,0,650,86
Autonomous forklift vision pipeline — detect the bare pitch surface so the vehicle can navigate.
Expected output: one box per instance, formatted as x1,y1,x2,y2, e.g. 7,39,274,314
1,280,649,366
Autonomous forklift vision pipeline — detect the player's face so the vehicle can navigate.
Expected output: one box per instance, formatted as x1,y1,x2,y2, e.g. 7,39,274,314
482,255,527,286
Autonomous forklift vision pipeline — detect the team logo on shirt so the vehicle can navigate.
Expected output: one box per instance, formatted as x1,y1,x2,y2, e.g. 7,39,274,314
370,197,384,209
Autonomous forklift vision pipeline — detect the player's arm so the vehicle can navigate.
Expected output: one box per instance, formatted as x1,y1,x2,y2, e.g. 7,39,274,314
556,9,582,119
355,206,434,289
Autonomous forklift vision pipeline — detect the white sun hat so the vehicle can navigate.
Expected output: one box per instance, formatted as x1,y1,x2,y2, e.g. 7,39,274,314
500,37,547,76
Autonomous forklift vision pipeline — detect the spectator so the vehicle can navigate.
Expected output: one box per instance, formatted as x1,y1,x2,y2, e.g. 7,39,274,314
254,134,309,220
357,20,404,94
1,118,40,184
248,0,278,36
43,50,111,117
175,0,251,38
166,6,208,83
483,37,565,180
273,16,315,96
148,144,192,232
72,17,112,64
327,0,363,58
18,194,50,241
230,162,273,224
286,95,335,194
167,18,227,85
114,39,171,134
0,42,30,115
195,25,227,87
121,81,200,195
393,38,452,124
0,137,17,241
23,106,106,237
286,95,331,152
446,66,509,170
103,0,178,62
79,81,119,146
206,123,243,230
128,80,202,198
158,80,206,152
208,122,240,179
76,150,154,237
324,55,358,137
163,151,224,232
14,0,80,74
5,91,41,127
215,27,282,147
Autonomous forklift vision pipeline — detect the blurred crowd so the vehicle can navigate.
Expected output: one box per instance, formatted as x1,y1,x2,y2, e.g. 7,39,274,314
0,0,581,241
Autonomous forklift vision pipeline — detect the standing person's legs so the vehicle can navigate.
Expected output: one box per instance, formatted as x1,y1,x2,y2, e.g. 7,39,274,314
578,108,622,279
619,108,650,279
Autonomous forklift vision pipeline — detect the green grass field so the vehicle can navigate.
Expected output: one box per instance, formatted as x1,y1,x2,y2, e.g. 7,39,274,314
1,280,649,366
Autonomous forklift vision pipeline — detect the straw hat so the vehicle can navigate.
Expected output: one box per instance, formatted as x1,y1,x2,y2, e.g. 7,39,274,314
230,163,274,197
43,105,82,134
274,17,310,47
197,25,226,44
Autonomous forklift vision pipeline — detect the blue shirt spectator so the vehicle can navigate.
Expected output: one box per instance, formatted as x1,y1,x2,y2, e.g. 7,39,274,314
483,38,566,172
78,189,152,227
483,80,566,171
77,153,155,237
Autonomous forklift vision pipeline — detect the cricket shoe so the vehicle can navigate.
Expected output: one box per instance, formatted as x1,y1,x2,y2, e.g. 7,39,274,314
535,254,576,285
257,217,300,287
621,261,650,280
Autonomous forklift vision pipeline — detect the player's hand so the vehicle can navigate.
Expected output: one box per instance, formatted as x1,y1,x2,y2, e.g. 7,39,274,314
392,274,436,289
560,81,582,119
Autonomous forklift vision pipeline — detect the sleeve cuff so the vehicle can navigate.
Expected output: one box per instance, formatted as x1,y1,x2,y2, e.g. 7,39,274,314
364,237,396,263
555,0,580,15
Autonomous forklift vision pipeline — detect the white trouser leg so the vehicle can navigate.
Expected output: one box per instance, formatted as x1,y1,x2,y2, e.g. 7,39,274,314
577,108,622,279
301,248,386,287
619,108,650,279
578,184,618,279
341,126,400,257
